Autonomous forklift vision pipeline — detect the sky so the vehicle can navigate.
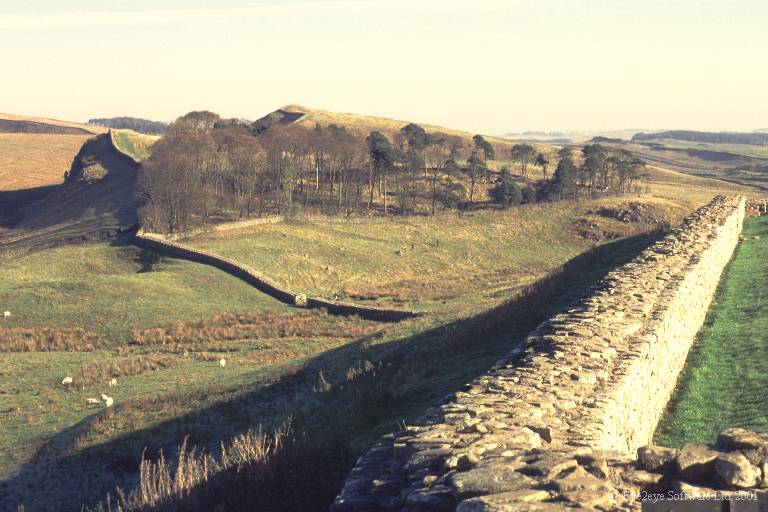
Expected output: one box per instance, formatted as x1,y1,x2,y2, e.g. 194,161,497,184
1,0,766,134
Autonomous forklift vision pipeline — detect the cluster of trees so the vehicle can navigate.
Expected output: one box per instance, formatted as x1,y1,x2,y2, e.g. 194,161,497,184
138,111,488,232
88,116,168,135
541,145,649,201
137,111,650,233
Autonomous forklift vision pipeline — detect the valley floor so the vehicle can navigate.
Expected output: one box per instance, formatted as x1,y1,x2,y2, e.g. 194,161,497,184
655,214,768,446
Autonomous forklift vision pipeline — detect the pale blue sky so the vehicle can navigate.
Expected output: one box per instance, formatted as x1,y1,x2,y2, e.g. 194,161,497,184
1,0,766,133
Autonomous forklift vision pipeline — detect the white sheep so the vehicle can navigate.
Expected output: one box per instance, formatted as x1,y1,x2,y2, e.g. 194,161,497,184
86,398,100,405
219,358,226,368
61,376,73,385
108,378,117,387
3,311,10,319
101,393,113,407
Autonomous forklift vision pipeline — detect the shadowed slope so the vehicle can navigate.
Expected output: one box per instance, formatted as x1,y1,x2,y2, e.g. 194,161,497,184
0,132,140,257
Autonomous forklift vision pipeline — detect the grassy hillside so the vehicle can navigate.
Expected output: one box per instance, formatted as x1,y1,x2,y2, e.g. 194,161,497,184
111,129,158,162
0,113,106,135
599,139,768,189
257,104,520,150
0,132,142,258
183,198,692,311
655,215,768,447
0,194,691,511
0,133,92,191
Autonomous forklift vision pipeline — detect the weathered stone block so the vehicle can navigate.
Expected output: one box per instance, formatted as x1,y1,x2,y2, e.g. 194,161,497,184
450,463,536,499
637,445,678,472
676,443,720,482
715,452,760,488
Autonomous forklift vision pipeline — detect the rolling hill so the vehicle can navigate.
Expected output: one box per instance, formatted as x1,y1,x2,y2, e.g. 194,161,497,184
0,113,106,135
253,104,518,149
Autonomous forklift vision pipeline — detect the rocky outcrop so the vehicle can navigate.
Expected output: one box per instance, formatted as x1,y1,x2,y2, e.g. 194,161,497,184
333,195,746,511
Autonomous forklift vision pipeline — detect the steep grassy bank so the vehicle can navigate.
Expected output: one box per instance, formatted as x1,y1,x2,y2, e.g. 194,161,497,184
655,214,768,447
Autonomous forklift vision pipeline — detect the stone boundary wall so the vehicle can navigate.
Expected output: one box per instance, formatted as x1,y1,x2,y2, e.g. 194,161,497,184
133,232,418,321
161,216,284,241
333,195,745,511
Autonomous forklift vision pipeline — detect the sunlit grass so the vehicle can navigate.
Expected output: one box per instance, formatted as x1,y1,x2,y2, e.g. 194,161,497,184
655,215,768,447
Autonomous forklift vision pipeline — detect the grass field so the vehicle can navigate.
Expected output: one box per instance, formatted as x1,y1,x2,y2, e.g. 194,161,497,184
654,214,768,447
183,198,691,311
1,225,670,511
649,138,768,160
0,133,92,190
0,194,689,510
112,129,158,161
273,104,517,150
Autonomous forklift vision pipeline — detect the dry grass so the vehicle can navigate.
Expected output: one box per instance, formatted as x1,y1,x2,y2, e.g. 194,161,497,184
87,424,288,512
0,326,100,352
0,133,92,190
112,129,159,162
185,196,692,309
0,112,105,134
72,355,180,386
129,310,380,346
278,104,518,150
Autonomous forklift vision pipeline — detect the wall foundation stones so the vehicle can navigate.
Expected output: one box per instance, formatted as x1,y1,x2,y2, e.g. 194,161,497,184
333,196,747,511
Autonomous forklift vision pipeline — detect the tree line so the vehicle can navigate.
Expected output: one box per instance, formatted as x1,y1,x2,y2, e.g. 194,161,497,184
88,116,168,135
137,111,650,233
632,130,768,146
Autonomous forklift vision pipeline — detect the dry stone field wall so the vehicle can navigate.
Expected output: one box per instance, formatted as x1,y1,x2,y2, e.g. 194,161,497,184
133,232,418,321
334,195,746,511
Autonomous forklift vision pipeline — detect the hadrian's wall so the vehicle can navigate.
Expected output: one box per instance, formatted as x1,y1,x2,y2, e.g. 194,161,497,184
133,232,419,321
333,195,746,512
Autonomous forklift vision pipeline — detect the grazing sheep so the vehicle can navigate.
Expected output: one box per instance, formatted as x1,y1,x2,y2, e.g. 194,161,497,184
86,398,100,405
61,376,73,385
104,396,113,407
3,311,10,319
108,378,117,387
219,358,226,368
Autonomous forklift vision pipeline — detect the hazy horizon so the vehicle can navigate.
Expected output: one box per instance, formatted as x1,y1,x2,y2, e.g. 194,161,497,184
2,0,766,135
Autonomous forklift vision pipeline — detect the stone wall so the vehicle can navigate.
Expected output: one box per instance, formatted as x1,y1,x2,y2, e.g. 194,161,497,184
333,195,745,511
133,232,419,321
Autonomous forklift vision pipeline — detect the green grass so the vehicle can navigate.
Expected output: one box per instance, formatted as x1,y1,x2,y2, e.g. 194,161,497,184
0,242,309,478
0,202,684,510
112,130,155,161
0,243,291,341
184,200,674,312
654,215,768,447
